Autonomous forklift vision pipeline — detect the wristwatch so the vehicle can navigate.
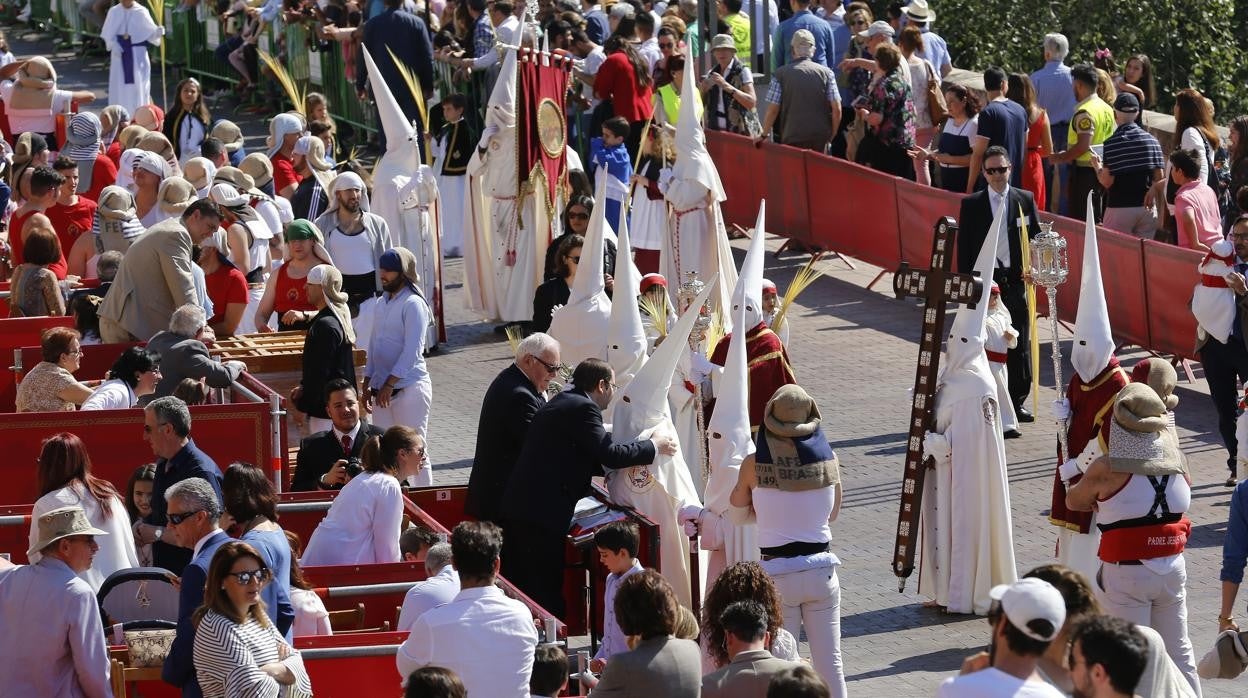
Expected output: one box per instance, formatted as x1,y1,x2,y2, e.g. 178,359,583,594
154,528,163,540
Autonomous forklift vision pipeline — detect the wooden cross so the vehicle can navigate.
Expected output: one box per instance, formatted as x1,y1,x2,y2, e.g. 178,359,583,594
890,217,984,592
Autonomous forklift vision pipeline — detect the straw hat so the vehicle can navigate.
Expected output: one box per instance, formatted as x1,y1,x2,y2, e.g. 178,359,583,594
762,385,822,438
211,120,245,152
27,505,107,557
239,152,274,188
157,177,197,216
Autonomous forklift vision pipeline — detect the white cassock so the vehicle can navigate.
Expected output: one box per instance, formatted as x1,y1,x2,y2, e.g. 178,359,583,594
985,301,1019,432
662,180,735,312
101,4,160,115
392,166,443,348
668,349,712,497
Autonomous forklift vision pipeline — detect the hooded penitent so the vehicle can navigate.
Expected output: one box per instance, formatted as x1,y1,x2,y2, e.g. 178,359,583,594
1072,193,1115,384
727,201,768,335
549,170,613,368
362,46,444,346
607,276,715,609
606,203,648,399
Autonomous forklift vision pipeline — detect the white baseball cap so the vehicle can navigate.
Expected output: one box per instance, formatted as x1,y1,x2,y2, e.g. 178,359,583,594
989,578,1066,642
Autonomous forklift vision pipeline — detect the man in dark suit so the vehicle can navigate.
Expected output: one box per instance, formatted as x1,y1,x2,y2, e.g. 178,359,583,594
957,145,1042,423
500,359,677,617
291,380,385,491
133,397,223,575
147,303,246,400
465,333,562,523
701,600,799,697
161,477,231,698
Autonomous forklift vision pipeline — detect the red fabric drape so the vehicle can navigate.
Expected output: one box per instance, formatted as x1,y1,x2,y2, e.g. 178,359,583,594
517,53,570,213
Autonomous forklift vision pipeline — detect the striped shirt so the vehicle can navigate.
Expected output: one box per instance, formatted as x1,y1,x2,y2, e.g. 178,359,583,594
1102,121,1164,208
193,612,311,698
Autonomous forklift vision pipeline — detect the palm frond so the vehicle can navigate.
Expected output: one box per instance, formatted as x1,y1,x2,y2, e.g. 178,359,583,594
638,295,669,338
258,50,306,115
504,324,525,355
386,47,430,138
705,308,727,354
773,253,825,333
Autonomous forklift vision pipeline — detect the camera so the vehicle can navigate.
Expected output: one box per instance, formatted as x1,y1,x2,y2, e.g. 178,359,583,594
344,457,364,478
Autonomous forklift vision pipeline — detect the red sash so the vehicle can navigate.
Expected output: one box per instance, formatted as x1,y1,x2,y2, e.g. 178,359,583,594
985,349,1008,363
1098,516,1191,562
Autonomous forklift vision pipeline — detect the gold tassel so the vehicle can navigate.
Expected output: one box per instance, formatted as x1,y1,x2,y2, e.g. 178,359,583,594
773,252,826,334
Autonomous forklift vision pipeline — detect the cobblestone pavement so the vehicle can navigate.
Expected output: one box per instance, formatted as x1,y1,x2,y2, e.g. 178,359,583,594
28,31,1246,694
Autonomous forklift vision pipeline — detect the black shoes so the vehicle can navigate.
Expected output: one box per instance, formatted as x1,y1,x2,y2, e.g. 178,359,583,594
1003,429,1022,439
1015,405,1035,423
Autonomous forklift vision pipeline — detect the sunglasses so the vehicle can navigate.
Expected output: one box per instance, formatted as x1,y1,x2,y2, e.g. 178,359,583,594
984,166,1010,175
533,356,561,374
227,567,271,585
167,509,202,525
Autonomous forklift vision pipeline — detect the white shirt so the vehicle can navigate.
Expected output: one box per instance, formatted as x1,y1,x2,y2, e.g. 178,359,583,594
637,37,662,74
326,228,376,275
332,420,363,449
300,471,403,565
80,377,137,411
192,527,224,561
396,585,537,697
290,587,332,637
396,564,461,632
989,185,1011,267
580,47,607,107
29,484,139,591
593,559,642,660
937,668,1066,698
474,15,521,70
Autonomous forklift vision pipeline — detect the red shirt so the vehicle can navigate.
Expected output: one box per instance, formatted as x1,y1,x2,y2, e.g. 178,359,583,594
204,258,250,326
274,262,317,314
594,52,655,122
271,153,303,195
10,209,68,279
82,155,118,203
105,141,122,168
46,197,97,264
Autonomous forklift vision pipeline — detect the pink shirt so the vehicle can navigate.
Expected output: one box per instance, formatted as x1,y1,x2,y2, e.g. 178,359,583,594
1174,180,1222,249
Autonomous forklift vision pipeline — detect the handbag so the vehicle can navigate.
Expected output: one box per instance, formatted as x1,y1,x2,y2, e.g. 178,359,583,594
924,60,947,124
124,628,177,668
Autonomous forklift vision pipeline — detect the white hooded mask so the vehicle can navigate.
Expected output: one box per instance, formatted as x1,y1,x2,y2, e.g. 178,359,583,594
1071,193,1115,384
705,296,755,515
726,201,768,334
939,201,1003,404
606,204,648,395
672,50,725,203
549,170,614,367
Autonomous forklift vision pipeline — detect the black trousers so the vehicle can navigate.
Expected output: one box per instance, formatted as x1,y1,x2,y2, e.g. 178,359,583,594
501,520,567,619
994,270,1032,407
1069,165,1103,222
1200,336,1248,474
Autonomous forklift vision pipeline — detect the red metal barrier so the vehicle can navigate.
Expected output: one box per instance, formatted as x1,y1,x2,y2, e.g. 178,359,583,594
893,178,963,267
1141,241,1201,359
803,152,900,267
1091,229,1150,350
0,316,74,412
705,132,762,229
296,631,407,697
760,143,812,241
0,505,31,564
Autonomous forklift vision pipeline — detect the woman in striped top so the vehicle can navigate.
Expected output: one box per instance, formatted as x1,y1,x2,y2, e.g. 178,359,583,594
192,541,312,698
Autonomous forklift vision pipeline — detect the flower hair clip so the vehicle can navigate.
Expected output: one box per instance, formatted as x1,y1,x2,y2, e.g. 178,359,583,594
1094,48,1112,60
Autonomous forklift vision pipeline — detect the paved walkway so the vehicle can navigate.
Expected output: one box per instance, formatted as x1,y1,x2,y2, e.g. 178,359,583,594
26,30,1246,694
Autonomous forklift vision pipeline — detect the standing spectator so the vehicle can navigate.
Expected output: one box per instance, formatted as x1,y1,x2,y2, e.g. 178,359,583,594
1159,89,1222,241
163,78,211,160
47,156,99,265
255,219,332,332
222,462,295,640
595,35,656,160
1067,616,1150,698
854,43,916,180
973,67,1028,192
314,172,393,316
590,522,645,670
588,570,702,696
1031,33,1075,214
357,0,435,152
126,464,157,565
1007,73,1052,212
1121,54,1156,110
718,0,752,59
63,114,119,203
898,26,934,185
464,333,561,522
923,83,980,194
363,248,435,484
1171,148,1223,253
300,426,425,565
758,30,840,153
900,0,949,76
703,33,759,136
0,506,113,698
146,305,247,399
292,380,385,491
134,398,225,575
1200,217,1248,482
532,234,582,333
81,346,161,410
30,433,139,590
8,227,66,318
1048,64,1115,222
161,477,231,698
292,264,358,429
397,542,461,632
1094,93,1165,239
772,0,833,70
396,521,538,697
15,327,94,412
98,199,224,343
636,12,662,74
702,600,800,697
582,0,610,43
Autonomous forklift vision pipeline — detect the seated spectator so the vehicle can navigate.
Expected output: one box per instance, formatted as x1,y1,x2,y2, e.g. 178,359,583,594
701,561,800,673
71,295,104,345
16,327,93,412
588,569,701,696
46,156,98,265
81,346,162,410
284,531,332,637
223,462,295,640
405,666,467,698
531,644,570,698
1068,615,1150,698
197,228,250,337
591,521,644,670
400,525,441,562
63,112,118,202
532,234,582,333
125,463,157,566
1171,147,1222,253
8,226,66,318
146,304,247,399
66,187,143,277
192,541,312,697
703,600,799,697
767,665,832,698
301,426,426,565
396,521,537,696
210,120,247,167
174,377,210,405
29,432,138,591
291,379,385,491
397,542,461,632
0,505,113,698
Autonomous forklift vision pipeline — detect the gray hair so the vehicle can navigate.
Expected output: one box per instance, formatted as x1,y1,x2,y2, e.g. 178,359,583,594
424,542,454,575
516,332,559,362
96,251,123,283
1043,33,1069,61
169,304,207,337
147,396,192,437
165,477,222,520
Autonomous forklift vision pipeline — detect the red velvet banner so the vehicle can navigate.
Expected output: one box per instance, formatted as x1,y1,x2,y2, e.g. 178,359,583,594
517,51,571,216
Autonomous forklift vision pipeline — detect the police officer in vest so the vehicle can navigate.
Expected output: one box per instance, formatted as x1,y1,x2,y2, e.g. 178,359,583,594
1048,63,1116,222
1065,383,1201,696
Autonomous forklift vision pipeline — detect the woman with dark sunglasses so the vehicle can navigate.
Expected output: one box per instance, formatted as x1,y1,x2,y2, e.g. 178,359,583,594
532,234,584,334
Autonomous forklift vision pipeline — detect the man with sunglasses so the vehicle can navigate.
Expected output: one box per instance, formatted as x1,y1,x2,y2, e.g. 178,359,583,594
958,145,1042,428
466,333,562,524
161,477,231,698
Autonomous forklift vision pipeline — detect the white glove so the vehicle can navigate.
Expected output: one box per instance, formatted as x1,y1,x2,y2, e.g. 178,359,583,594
678,504,702,537
688,351,714,383
1058,458,1082,483
225,360,248,374
1052,398,1071,421
657,167,675,194
158,25,166,36
482,124,500,139
922,431,950,462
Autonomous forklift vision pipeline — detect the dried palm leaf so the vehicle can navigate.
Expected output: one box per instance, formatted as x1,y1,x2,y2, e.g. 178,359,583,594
386,47,430,139
773,253,826,334
258,49,306,116
638,294,669,338
705,308,727,354
504,323,524,355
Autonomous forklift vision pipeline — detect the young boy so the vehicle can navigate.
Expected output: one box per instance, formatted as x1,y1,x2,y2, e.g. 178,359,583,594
590,521,643,671
433,93,475,258
589,115,633,234
530,644,569,698
399,526,440,562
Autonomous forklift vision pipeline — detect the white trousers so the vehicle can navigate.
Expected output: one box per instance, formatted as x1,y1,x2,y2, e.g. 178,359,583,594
237,285,265,335
370,378,434,486
770,566,847,698
1097,558,1202,697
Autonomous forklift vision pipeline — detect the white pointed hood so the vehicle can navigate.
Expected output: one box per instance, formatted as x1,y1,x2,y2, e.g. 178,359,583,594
672,53,725,202
361,46,417,150
571,169,610,302
939,199,1001,402
614,276,718,439
485,46,518,129
548,171,614,367
727,201,767,334
607,201,648,391
1072,193,1115,383
704,296,754,513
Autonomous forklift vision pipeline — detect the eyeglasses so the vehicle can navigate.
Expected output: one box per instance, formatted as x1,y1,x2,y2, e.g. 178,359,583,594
227,567,271,586
533,356,561,374
66,349,83,357
167,509,202,525
569,255,581,264
568,211,589,220
984,166,1010,175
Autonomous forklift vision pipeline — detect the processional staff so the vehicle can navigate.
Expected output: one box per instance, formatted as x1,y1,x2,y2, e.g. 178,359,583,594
1027,220,1071,457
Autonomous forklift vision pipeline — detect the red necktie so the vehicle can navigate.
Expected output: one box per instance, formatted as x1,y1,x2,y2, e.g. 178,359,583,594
341,434,352,454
